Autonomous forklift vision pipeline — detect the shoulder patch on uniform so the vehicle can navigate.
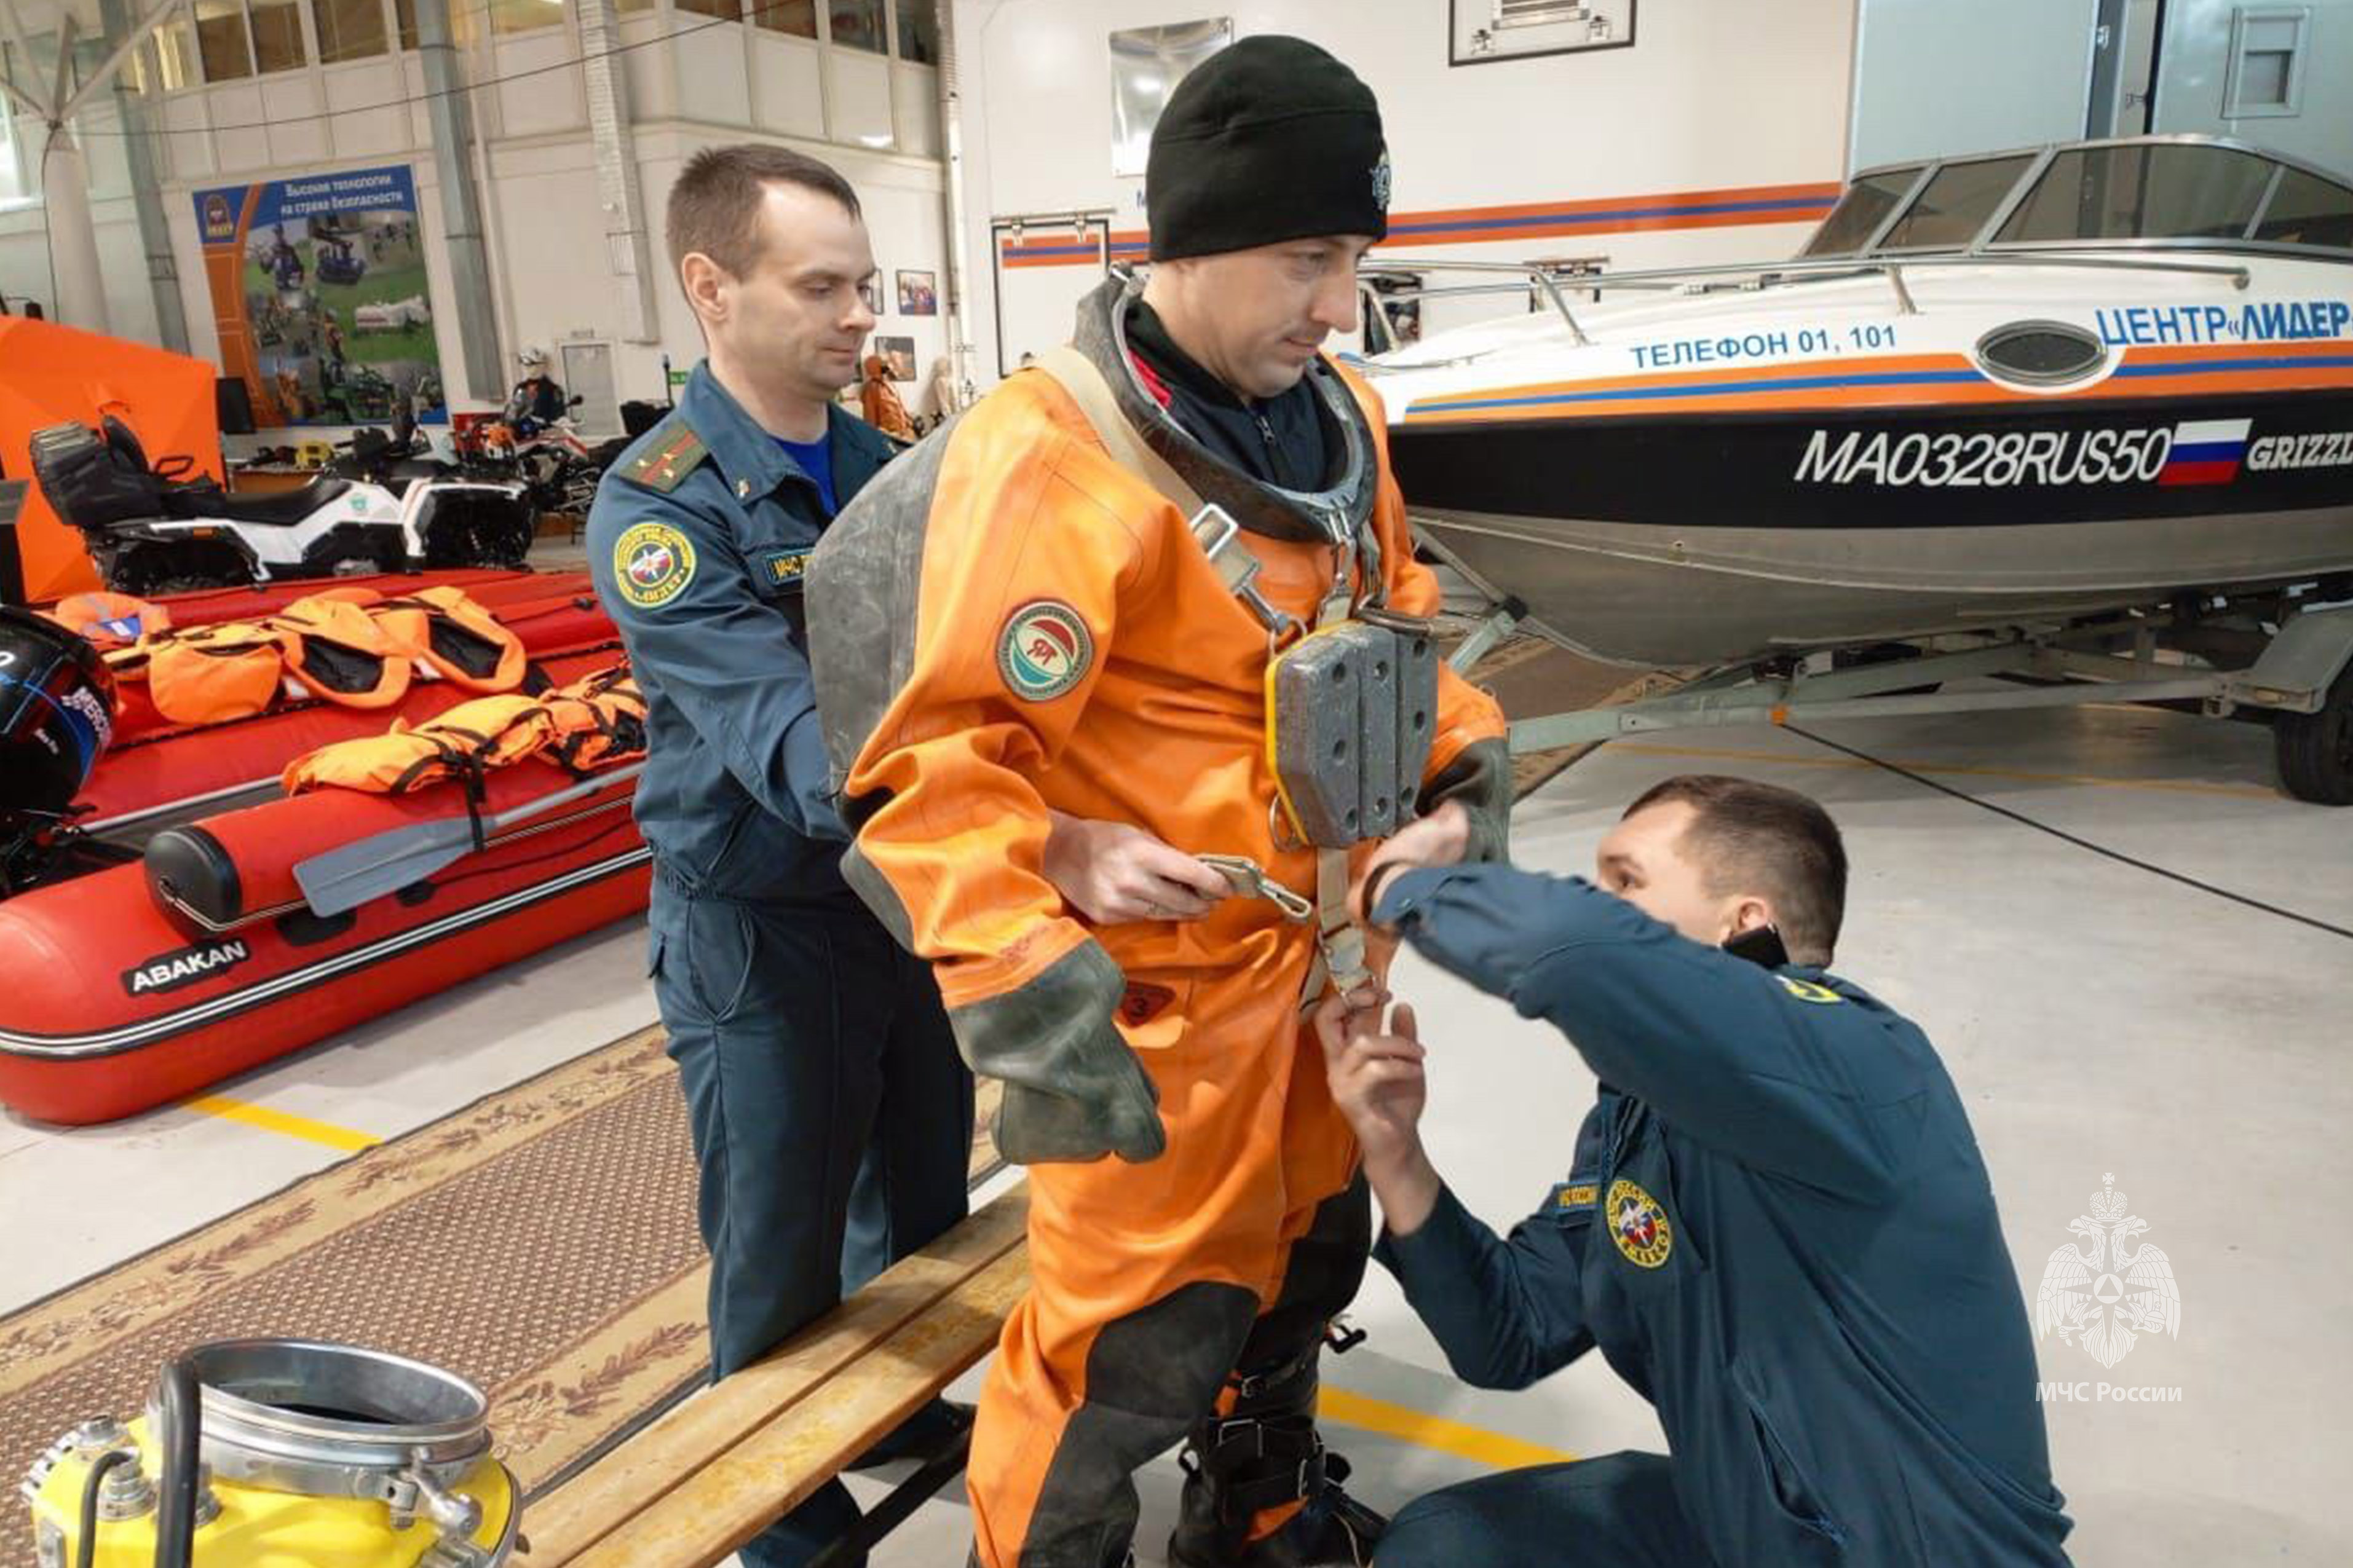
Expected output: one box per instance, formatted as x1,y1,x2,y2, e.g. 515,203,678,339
753,546,812,590
997,599,1094,702
622,422,709,493
1556,1181,1598,1210
612,521,697,609
1607,1179,1674,1269
1776,975,1844,1006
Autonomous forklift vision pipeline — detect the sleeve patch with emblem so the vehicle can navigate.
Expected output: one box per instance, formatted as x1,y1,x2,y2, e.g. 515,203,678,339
613,522,698,609
997,599,1094,701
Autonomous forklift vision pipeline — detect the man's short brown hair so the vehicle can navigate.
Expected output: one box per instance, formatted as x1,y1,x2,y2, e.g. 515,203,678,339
1624,774,1849,962
666,144,861,280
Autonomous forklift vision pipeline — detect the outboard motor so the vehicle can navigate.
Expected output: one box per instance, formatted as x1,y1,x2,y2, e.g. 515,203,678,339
0,605,114,841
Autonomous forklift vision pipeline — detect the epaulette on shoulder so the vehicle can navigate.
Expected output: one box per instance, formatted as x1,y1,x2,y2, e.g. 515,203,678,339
619,420,710,494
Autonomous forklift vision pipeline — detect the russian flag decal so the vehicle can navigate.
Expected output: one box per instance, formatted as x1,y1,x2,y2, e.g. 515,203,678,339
2161,419,2253,486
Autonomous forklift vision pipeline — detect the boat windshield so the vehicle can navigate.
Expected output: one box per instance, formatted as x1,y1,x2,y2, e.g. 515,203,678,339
1806,138,2353,258
1800,165,1921,257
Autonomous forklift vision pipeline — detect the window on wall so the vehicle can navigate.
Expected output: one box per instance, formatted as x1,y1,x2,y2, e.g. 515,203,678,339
393,0,484,48
829,0,884,52
2223,7,2309,117
491,0,565,36
756,0,817,34
676,0,741,19
312,0,389,61
194,0,257,80
0,106,23,204
152,14,199,89
249,0,311,71
894,0,935,62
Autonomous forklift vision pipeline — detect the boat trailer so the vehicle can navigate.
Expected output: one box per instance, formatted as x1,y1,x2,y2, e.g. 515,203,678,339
1446,590,2353,806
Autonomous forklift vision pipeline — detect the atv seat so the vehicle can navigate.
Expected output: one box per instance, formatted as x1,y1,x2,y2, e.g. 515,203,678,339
203,476,355,524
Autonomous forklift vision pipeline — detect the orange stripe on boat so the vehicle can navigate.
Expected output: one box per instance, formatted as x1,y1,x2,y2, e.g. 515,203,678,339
1403,346,2353,424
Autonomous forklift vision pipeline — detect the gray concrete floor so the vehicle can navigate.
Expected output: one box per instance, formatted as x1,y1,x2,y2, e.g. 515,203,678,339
861,691,2353,1565
7,666,2347,1564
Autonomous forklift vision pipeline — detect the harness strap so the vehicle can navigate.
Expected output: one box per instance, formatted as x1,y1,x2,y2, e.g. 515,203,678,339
1033,345,1370,1006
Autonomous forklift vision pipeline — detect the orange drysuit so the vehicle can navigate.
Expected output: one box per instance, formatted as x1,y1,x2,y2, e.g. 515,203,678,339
809,277,1509,1568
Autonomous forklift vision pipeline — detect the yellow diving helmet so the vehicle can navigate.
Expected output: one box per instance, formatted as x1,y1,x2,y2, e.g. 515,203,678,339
22,1339,519,1567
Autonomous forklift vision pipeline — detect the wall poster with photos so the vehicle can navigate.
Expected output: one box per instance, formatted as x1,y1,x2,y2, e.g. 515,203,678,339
194,163,443,428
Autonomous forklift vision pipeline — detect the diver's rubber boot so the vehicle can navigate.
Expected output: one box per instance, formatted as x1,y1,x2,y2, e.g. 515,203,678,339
1164,1359,1385,1568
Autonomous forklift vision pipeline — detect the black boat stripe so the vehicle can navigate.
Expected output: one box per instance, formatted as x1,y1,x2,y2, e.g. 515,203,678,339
0,848,652,1060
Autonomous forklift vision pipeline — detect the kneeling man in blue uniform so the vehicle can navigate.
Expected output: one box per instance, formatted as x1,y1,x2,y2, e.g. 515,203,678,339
1326,775,2072,1567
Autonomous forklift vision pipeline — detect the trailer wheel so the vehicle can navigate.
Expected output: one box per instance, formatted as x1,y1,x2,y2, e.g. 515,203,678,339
2276,665,2353,806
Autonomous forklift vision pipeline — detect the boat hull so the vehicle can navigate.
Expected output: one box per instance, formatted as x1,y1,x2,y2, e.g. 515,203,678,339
0,766,647,1125
1393,391,2353,666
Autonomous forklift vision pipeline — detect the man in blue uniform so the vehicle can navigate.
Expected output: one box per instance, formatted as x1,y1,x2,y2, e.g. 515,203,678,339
1321,775,2072,1566
587,144,973,1568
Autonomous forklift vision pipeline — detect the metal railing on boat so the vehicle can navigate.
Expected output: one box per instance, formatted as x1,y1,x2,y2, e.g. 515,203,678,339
1358,251,2257,349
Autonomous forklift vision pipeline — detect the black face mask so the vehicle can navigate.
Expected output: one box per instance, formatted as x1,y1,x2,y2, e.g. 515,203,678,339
1722,924,1791,969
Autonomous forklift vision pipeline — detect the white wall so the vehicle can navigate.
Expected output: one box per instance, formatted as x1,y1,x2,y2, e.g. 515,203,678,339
951,0,1861,380
5,0,949,434
1848,0,2100,169
2152,0,2353,175
492,128,950,420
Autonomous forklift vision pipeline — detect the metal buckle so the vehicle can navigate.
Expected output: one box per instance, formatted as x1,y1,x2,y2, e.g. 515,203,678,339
1199,854,1315,923
1211,1417,1267,1459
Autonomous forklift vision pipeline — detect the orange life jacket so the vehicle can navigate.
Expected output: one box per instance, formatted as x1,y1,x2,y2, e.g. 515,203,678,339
138,620,287,725
282,693,557,795
273,592,413,709
542,667,647,771
374,586,528,692
43,591,172,652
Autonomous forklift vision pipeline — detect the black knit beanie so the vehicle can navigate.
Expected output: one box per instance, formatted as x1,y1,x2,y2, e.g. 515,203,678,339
1146,35,1390,263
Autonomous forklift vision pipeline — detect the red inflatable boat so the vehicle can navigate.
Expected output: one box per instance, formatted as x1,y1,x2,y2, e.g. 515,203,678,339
0,715,647,1125
0,572,651,1125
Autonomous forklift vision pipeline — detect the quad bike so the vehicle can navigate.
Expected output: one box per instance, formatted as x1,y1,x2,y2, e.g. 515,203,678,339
28,416,537,594
457,401,628,518
330,406,464,496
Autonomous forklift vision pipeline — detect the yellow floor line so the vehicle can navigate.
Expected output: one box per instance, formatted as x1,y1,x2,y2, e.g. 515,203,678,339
182,1093,382,1152
1318,1387,1577,1470
1604,741,2279,800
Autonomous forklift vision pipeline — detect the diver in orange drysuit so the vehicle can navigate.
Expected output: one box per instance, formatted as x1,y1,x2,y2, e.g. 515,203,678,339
808,37,1511,1568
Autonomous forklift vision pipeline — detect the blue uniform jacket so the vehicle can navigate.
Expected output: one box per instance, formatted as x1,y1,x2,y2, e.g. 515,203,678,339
586,364,896,902
1371,864,2073,1567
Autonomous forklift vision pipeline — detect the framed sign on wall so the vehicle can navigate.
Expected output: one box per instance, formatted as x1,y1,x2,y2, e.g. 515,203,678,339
1450,0,1635,67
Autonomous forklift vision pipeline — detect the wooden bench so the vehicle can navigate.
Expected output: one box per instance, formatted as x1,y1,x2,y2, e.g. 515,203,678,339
523,1185,1030,1566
